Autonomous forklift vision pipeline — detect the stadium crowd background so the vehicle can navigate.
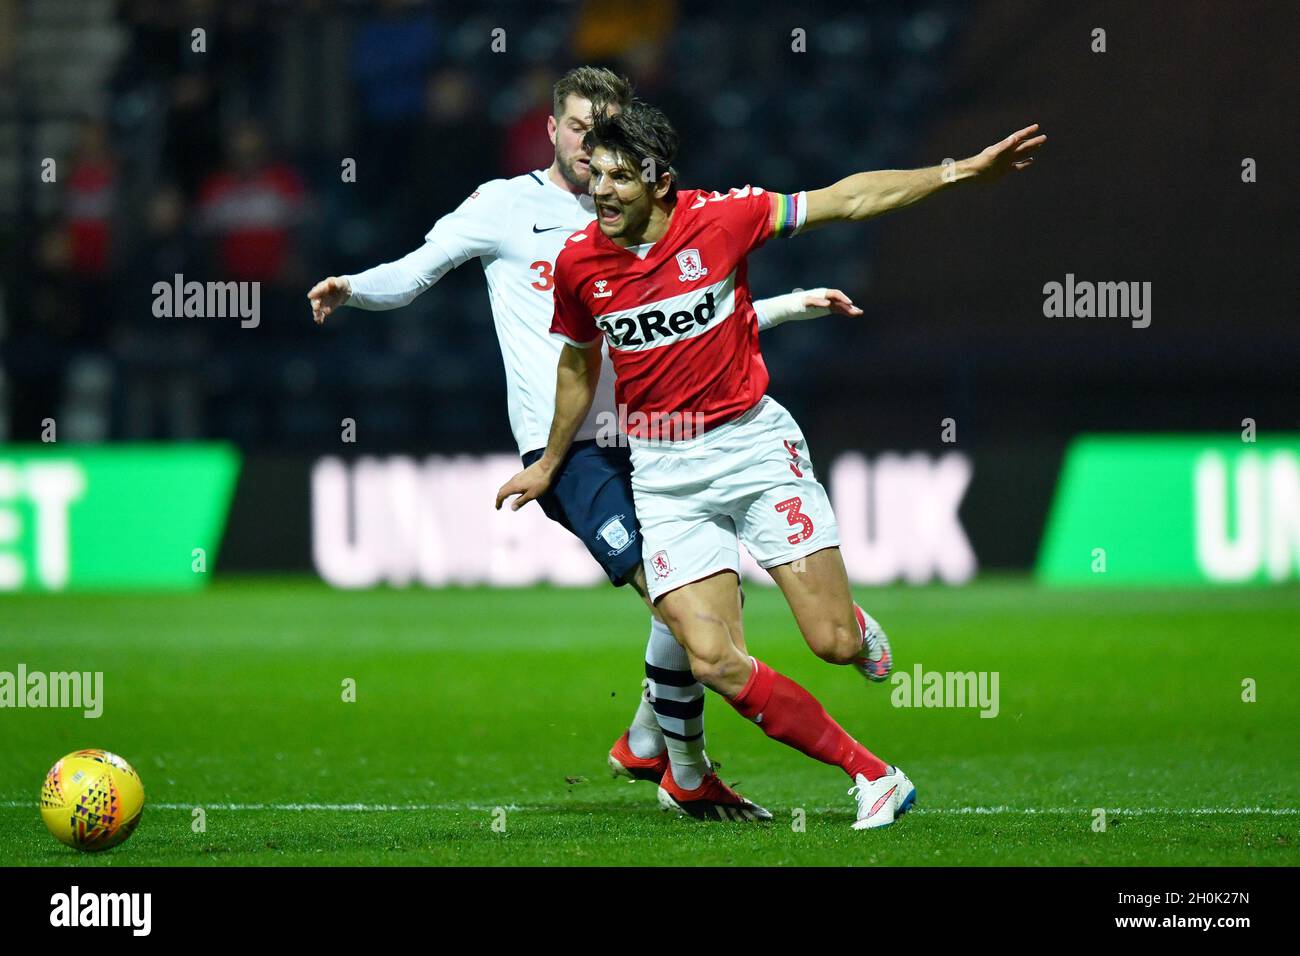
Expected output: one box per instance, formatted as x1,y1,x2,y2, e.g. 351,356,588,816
1,0,1295,459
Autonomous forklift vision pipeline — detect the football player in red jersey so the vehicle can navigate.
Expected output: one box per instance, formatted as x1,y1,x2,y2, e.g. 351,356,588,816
312,69,873,822
498,101,1044,828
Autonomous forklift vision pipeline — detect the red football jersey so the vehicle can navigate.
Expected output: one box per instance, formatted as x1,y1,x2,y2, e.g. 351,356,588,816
551,186,806,440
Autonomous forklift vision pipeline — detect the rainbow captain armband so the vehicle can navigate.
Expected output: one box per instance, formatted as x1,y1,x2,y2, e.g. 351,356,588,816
770,191,807,238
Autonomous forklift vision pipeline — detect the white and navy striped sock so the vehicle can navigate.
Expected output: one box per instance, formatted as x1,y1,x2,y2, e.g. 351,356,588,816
628,647,666,760
644,617,708,790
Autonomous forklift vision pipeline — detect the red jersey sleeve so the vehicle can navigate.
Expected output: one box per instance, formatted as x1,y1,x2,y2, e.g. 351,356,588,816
549,245,601,348
706,185,807,256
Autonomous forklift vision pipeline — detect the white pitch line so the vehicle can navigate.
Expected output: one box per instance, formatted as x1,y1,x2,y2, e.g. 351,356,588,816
3,800,1296,815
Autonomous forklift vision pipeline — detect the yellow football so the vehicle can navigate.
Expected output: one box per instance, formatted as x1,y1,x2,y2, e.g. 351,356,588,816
39,750,145,852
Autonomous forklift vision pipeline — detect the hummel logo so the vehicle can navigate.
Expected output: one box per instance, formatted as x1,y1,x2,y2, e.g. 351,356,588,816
532,224,566,233
593,279,613,298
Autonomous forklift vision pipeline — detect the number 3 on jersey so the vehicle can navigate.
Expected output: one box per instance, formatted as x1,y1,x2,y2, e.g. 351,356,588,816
775,496,813,544
530,260,554,291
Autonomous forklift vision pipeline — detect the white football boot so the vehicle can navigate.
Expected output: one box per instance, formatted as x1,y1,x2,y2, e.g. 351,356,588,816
851,604,893,683
849,765,916,830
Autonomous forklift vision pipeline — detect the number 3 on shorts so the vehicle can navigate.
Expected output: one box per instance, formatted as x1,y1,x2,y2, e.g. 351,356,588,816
775,496,813,544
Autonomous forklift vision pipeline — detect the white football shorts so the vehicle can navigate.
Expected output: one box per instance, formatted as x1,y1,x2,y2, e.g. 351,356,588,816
628,395,840,602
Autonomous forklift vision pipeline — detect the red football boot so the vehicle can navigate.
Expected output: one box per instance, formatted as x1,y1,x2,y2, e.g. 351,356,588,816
656,764,773,822
607,730,670,783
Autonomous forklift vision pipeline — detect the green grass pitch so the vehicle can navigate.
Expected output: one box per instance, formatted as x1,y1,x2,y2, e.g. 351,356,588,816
2,578,1297,866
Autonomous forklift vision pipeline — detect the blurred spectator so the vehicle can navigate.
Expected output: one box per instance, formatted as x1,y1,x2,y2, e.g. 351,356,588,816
196,121,306,284
163,69,223,195
63,121,118,278
0,0,18,84
118,0,225,194
614,42,692,164
573,0,677,60
117,182,200,327
351,0,440,127
32,121,119,352
113,184,207,439
501,66,559,176
410,67,501,225
351,0,440,212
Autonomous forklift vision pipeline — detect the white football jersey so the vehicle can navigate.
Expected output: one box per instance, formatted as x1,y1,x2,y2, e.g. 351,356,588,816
348,170,615,454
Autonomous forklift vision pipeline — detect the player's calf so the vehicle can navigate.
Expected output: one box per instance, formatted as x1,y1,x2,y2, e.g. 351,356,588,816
641,616,712,790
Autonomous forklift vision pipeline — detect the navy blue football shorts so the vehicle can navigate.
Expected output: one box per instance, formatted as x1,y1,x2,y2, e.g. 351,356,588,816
521,439,642,586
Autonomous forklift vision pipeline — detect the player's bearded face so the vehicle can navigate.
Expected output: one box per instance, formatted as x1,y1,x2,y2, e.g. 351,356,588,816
589,147,652,240
552,96,595,190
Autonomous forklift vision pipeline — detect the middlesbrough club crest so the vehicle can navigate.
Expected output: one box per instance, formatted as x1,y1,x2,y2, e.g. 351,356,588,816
675,248,708,282
650,550,673,579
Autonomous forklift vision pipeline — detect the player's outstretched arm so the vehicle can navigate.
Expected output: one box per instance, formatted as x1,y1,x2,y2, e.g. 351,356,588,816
310,179,509,325
754,288,862,330
801,123,1046,231
495,343,602,512
308,240,459,325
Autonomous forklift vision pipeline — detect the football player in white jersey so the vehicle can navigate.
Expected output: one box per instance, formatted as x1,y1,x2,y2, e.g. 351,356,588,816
308,67,868,821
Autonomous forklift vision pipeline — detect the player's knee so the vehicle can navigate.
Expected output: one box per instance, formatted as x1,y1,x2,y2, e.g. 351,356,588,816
809,617,862,665
654,599,687,640
688,650,750,696
656,599,747,692
676,629,749,693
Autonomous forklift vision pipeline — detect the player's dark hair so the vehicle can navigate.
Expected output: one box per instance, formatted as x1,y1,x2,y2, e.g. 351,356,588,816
552,66,634,120
583,99,679,201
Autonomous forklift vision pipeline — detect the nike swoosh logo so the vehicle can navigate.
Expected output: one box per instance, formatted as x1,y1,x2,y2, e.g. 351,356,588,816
532,224,566,233
869,786,898,817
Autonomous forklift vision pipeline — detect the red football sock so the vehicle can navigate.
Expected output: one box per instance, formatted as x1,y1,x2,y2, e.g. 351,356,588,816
728,658,888,781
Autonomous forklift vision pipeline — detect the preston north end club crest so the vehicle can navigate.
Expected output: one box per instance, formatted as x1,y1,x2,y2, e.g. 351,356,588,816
597,515,633,554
